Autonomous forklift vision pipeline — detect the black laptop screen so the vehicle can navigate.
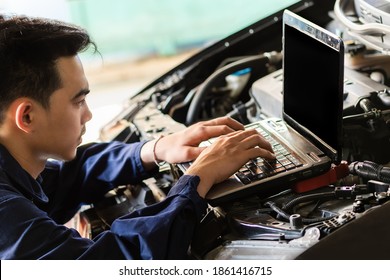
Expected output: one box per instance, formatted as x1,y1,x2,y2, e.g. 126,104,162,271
282,11,344,161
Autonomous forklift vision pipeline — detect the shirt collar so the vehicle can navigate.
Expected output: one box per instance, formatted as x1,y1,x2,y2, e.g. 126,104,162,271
0,144,48,204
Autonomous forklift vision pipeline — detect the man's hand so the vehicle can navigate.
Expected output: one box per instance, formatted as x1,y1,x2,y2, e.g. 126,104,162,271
156,116,245,164
141,116,245,169
185,128,275,198
140,116,275,198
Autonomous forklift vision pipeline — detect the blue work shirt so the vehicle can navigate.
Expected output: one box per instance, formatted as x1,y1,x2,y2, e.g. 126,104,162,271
0,142,207,259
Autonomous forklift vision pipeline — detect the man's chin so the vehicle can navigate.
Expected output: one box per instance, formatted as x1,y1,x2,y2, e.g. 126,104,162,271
65,151,78,161
53,151,78,162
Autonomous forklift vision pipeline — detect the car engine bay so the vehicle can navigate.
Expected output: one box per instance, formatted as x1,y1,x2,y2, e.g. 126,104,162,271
80,0,390,259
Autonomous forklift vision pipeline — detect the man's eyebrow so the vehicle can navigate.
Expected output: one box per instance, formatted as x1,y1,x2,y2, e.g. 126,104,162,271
72,89,90,100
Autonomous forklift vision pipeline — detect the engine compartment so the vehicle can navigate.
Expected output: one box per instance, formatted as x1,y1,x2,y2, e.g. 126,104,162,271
82,0,390,259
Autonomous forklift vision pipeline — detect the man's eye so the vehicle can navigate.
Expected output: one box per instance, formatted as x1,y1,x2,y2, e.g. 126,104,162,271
76,99,86,106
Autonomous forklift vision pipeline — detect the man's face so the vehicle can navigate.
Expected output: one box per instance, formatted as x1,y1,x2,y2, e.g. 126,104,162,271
33,55,93,161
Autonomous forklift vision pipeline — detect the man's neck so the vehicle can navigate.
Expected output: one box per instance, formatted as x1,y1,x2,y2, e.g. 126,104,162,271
0,140,46,179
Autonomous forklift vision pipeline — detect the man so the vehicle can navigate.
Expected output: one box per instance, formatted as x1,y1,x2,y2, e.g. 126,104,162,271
0,14,275,259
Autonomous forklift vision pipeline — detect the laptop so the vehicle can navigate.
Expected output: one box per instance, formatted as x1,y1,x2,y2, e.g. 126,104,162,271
180,10,345,205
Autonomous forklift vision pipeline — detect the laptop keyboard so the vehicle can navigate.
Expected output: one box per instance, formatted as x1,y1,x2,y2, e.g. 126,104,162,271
234,125,303,184
201,124,303,185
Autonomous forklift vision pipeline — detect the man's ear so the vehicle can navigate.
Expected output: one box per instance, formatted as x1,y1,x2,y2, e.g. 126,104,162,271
14,100,34,133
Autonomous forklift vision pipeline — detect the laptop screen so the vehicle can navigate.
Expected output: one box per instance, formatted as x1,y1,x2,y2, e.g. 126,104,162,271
282,10,344,163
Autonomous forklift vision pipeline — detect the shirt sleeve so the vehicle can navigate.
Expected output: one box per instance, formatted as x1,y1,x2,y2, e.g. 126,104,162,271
0,174,207,259
41,141,156,223
107,175,208,259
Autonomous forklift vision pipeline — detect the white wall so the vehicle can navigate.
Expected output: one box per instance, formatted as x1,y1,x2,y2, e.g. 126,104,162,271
0,0,69,21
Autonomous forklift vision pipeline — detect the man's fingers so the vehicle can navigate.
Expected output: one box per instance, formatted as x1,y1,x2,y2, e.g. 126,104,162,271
216,129,276,159
200,116,245,131
240,130,274,154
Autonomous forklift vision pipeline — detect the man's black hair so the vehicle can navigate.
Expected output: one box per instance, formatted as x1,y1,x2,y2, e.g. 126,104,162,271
0,14,97,123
